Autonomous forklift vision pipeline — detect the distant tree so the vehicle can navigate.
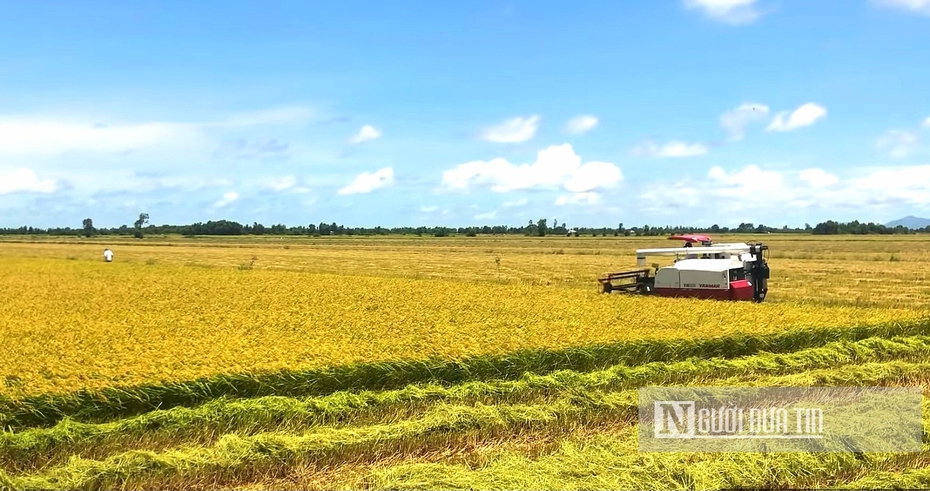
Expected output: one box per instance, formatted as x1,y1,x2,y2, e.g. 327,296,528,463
82,218,94,237
812,220,840,235
525,219,537,236
536,218,548,237
133,213,149,238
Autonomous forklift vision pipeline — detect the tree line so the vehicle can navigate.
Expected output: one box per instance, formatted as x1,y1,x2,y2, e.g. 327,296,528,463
0,215,924,237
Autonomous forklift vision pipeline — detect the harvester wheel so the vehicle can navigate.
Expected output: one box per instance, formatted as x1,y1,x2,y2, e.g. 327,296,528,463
602,282,612,294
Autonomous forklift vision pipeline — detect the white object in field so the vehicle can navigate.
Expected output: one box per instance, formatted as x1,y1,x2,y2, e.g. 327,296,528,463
103,249,114,262
670,258,744,272
654,258,737,289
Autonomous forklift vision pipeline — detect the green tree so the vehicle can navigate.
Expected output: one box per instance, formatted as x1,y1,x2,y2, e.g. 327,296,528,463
133,213,149,238
536,218,548,237
82,218,94,237
525,219,537,236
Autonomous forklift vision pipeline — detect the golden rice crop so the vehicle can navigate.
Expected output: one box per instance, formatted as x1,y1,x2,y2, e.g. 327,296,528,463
0,255,920,399
3,233,930,308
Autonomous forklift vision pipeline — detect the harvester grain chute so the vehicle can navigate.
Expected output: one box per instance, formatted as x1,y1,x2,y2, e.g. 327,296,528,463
598,234,770,302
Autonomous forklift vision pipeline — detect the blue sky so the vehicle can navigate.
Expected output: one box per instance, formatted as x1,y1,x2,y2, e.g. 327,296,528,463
1,0,929,229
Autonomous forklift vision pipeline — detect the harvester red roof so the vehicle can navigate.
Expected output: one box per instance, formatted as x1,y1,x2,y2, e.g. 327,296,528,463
668,234,712,244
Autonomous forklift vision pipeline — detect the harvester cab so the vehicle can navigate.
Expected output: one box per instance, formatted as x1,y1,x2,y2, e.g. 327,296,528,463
599,235,770,302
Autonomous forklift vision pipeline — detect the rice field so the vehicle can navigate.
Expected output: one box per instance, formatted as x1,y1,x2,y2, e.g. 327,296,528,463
1,233,929,489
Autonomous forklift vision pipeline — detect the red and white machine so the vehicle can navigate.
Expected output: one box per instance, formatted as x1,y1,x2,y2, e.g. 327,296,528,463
598,235,770,302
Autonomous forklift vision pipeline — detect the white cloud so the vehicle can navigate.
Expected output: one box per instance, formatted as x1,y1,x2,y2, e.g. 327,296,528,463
683,0,763,24
213,192,239,208
420,205,439,212
349,125,382,144
0,168,57,195
632,141,708,158
563,115,598,135
474,211,497,220
876,130,920,158
799,168,839,188
873,0,930,15
267,176,297,192
0,107,316,157
441,144,622,193
481,115,540,143
0,119,186,156
503,198,528,207
555,192,601,206
338,167,394,195
707,165,784,199
564,161,623,192
641,163,930,221
720,103,770,140
766,103,827,132
922,117,930,129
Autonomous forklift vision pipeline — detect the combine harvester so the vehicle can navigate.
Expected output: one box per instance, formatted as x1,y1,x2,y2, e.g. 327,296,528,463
598,234,770,302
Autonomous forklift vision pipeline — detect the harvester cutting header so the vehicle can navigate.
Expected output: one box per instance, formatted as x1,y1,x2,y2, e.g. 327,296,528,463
598,234,770,302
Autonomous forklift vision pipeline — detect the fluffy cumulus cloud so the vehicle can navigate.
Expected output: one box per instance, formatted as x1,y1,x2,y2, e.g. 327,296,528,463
563,115,599,135
876,130,920,158
923,117,930,129
706,165,784,199
0,168,58,194
338,167,394,195
842,165,930,206
720,103,770,140
873,0,930,15
767,103,827,132
349,125,382,144
213,191,239,208
441,144,622,193
799,168,839,188
480,116,540,143
632,141,708,158
642,163,930,220
683,0,763,24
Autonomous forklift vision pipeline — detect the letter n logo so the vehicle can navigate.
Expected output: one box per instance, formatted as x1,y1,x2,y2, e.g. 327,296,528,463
655,401,694,438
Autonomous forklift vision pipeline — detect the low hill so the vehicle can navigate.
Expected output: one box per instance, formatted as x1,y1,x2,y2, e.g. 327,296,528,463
886,216,930,229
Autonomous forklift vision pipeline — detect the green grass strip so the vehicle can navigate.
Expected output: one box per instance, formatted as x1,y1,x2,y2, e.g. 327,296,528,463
5,336,930,472
0,394,640,491
366,431,930,490
5,359,930,490
7,397,922,491
2,318,927,430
